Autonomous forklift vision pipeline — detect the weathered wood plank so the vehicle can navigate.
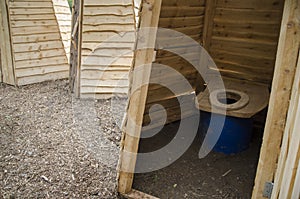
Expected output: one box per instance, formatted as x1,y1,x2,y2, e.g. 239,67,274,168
118,0,162,194
0,0,15,85
252,0,300,198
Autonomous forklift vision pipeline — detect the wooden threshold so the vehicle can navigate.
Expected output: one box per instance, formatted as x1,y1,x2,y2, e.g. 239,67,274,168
122,189,160,199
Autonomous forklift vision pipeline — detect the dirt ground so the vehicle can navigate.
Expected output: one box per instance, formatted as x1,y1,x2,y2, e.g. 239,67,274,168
134,121,263,199
0,79,263,198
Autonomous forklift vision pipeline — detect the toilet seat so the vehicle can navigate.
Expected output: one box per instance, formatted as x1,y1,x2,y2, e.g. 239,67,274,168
210,89,250,111
196,77,270,118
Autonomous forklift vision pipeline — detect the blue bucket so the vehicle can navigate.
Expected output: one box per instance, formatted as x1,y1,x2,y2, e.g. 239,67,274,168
200,111,253,154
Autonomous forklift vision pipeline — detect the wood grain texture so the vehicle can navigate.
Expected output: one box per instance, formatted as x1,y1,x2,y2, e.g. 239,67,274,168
78,0,136,98
118,0,162,194
252,0,300,198
0,0,15,85
5,0,70,85
208,0,284,85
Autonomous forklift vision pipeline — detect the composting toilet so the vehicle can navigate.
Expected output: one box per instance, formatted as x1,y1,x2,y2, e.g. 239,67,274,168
196,77,270,154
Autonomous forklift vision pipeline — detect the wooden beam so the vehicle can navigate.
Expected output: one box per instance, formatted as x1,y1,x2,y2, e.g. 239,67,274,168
202,0,217,50
118,0,162,194
74,0,84,98
123,189,159,199
252,0,300,198
271,49,300,199
0,0,15,85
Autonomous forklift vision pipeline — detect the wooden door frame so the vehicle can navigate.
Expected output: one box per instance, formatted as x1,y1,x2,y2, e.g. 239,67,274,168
0,0,15,85
252,0,300,198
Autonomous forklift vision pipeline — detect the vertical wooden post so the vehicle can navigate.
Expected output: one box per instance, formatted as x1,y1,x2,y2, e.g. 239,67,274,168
252,0,300,198
74,0,83,98
69,0,79,91
118,0,162,194
202,0,217,51
0,0,15,85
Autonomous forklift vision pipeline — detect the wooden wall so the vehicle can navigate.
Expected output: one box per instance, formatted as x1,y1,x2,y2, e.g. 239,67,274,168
3,0,71,86
79,0,136,99
142,0,206,129
141,0,285,129
208,0,284,85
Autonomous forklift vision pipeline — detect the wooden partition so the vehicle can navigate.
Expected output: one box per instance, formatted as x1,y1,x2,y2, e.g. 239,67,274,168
142,0,206,129
73,0,136,99
0,0,71,86
208,0,284,85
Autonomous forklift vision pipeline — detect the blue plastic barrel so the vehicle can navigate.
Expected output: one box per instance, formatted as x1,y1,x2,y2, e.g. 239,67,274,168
200,111,253,154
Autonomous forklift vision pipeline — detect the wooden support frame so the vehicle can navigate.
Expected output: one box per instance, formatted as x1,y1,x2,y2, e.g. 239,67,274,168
73,0,84,98
202,0,217,51
118,0,162,195
69,0,81,92
0,0,15,85
271,49,300,198
252,0,300,198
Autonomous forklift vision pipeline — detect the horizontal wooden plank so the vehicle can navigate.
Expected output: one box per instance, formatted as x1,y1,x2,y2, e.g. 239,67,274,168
162,0,205,7
81,78,129,87
214,8,282,23
80,93,127,99
84,6,133,16
13,41,64,52
82,24,134,33
216,0,284,10
82,42,134,51
11,26,59,36
210,51,276,70
81,48,134,57
80,86,129,94
83,15,134,25
14,48,66,61
11,19,58,27
9,8,54,15
12,33,62,43
210,37,278,59
160,6,205,17
212,29,279,42
9,1,53,8
17,70,68,86
212,20,281,35
81,31,135,43
15,64,68,78
84,0,132,6
82,56,133,66
159,15,204,28
80,70,129,80
10,14,56,20
15,56,68,69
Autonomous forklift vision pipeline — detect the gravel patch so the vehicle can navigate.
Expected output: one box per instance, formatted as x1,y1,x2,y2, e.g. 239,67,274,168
0,80,124,198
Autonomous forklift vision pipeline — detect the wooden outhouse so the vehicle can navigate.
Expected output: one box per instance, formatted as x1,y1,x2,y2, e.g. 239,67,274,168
70,0,136,99
0,0,71,86
117,0,300,198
